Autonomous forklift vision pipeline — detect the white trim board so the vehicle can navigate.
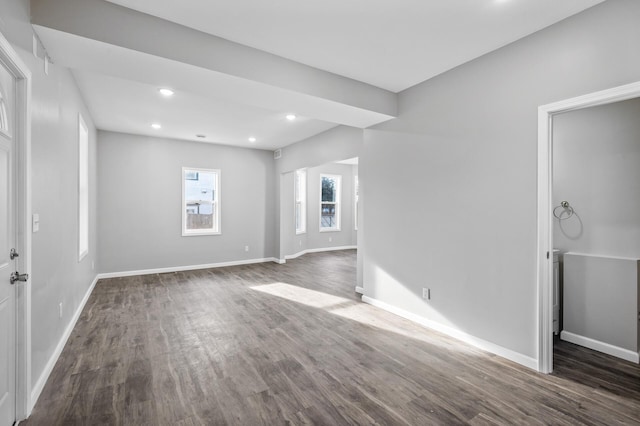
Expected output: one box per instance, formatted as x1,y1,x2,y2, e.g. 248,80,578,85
355,286,364,294
284,245,357,261
536,80,640,374
30,274,99,411
362,295,538,371
98,257,280,279
560,331,639,364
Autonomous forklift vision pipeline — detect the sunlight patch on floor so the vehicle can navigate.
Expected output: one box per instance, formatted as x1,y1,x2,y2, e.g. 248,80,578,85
250,282,476,355
250,282,351,309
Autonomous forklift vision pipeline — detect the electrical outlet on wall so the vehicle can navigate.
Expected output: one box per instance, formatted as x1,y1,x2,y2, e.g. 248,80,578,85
329,237,333,242
422,288,431,300
244,245,249,252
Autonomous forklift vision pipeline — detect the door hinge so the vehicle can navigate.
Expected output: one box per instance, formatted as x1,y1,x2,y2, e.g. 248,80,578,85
10,248,19,260
547,251,549,259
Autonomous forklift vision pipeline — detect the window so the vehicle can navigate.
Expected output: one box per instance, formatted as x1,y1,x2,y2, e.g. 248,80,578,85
0,90,8,134
295,169,306,234
78,114,89,261
354,175,359,231
320,174,341,231
182,167,220,236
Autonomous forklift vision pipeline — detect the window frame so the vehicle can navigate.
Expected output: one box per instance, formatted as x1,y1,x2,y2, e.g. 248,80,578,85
295,168,307,235
181,167,221,236
319,173,341,232
354,174,359,231
78,113,89,261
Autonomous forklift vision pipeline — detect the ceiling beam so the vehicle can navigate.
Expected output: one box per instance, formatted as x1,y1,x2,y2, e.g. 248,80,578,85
31,0,397,128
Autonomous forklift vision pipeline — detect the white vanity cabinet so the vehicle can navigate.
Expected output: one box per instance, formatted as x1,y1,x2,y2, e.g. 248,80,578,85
553,250,560,335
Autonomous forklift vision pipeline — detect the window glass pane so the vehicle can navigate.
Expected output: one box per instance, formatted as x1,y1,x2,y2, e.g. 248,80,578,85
184,169,218,233
321,203,337,228
321,176,336,202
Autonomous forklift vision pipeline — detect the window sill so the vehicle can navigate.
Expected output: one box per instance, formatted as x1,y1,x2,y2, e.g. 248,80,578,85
319,228,341,233
182,231,222,237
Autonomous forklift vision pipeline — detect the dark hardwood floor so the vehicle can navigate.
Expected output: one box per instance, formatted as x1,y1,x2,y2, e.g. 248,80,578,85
22,250,640,425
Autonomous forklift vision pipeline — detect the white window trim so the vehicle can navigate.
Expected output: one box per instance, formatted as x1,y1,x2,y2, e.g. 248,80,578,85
295,169,306,235
78,113,89,261
354,174,359,231
319,173,341,232
182,167,221,236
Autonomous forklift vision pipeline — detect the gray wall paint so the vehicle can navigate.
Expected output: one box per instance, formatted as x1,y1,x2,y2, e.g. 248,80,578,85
274,125,362,274
280,163,357,259
553,98,640,258
306,163,356,249
1,0,99,389
97,131,276,272
563,254,639,353
363,0,640,360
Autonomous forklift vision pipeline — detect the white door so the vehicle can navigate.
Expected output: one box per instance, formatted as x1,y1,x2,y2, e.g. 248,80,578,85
0,57,17,426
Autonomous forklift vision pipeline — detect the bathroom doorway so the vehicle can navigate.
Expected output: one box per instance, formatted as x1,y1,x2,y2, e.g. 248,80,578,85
537,81,640,374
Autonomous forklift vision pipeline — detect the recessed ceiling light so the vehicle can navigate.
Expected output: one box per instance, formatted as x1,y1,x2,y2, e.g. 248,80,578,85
248,137,257,143
151,123,162,129
196,134,206,138
158,88,174,97
286,114,296,121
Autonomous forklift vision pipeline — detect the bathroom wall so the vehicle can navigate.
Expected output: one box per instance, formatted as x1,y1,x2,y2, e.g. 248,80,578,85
553,97,640,258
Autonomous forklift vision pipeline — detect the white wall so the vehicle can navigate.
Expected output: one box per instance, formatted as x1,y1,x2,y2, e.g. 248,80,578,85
0,0,98,398
97,131,277,273
553,97,640,258
362,0,640,364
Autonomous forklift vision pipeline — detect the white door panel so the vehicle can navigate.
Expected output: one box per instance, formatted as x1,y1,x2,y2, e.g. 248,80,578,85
0,55,17,426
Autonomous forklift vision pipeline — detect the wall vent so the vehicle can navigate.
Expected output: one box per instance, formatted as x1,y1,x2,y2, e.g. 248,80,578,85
274,149,282,160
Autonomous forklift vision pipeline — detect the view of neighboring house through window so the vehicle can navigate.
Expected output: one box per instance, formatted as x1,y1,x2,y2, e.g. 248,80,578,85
182,167,220,235
320,174,341,231
295,169,306,234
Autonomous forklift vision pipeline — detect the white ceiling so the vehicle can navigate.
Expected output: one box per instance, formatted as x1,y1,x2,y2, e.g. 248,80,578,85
33,0,604,150
104,0,604,92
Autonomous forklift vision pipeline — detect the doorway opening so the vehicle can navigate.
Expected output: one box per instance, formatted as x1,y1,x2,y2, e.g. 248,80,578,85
537,81,640,373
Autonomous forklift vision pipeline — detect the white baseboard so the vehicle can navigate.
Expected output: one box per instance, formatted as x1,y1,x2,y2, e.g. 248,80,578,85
284,245,357,260
355,286,364,294
30,274,100,410
97,257,281,279
361,295,538,371
560,331,640,364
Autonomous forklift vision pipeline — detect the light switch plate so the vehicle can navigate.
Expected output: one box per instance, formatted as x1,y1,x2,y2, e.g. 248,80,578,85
32,213,40,233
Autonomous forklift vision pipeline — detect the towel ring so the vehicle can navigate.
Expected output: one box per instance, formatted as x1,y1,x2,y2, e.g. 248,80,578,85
553,201,574,220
